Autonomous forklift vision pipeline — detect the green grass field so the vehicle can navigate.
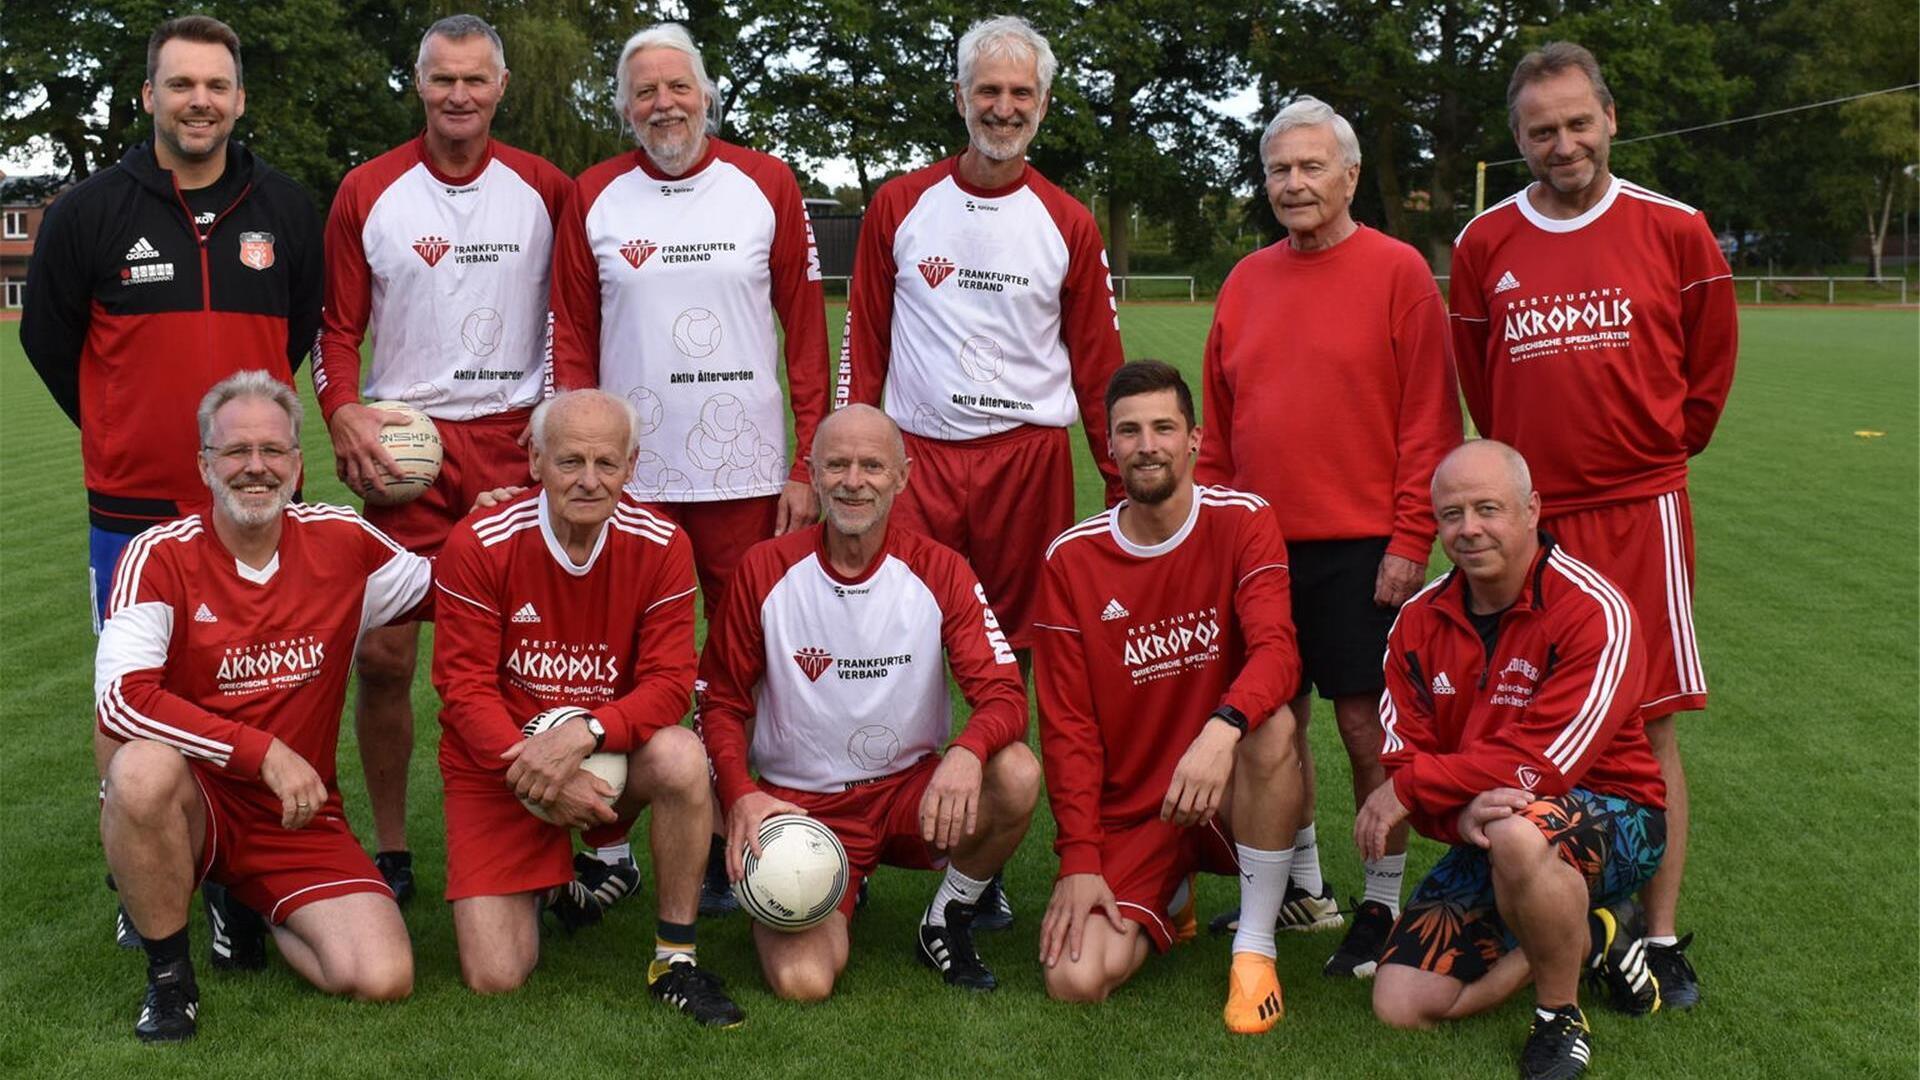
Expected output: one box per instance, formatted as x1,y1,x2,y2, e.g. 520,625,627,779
1,306,1915,1078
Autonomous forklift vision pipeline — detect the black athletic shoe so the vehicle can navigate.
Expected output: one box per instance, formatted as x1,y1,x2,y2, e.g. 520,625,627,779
202,881,266,971
107,875,141,950
1324,899,1396,978
649,957,746,1028
1586,899,1660,1016
135,959,199,1043
971,872,1013,932
374,851,415,906
916,899,997,991
1208,883,1342,936
855,876,871,911
1519,1004,1592,1080
546,854,640,932
1646,933,1701,1010
698,846,739,918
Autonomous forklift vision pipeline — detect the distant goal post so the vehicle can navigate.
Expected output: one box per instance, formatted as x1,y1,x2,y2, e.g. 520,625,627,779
1113,275,1197,302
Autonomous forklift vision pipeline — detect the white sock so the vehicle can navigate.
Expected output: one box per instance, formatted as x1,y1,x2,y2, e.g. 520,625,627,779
925,866,991,927
1231,844,1295,959
1362,853,1406,915
1289,824,1323,894
1645,934,1679,948
591,843,632,866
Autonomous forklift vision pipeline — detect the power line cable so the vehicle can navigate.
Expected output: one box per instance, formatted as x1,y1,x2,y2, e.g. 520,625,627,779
1485,83,1919,166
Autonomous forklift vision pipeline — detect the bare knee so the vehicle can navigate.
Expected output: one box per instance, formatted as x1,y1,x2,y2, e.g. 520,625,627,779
1236,710,1299,780
346,952,413,1002
984,742,1041,814
104,741,192,821
1372,969,1446,1029
355,630,418,689
1044,959,1115,1004
637,726,709,801
1485,813,1549,865
462,952,533,995
765,959,836,1003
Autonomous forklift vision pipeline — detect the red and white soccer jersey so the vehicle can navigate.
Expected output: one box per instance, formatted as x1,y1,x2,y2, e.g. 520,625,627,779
1378,537,1664,844
94,505,432,795
838,157,1124,494
549,140,829,504
1448,177,1738,514
697,523,1028,810
316,136,571,422
1034,487,1301,877
431,489,698,778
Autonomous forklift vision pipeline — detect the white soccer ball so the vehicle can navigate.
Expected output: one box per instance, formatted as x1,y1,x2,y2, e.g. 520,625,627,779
359,400,442,506
459,307,505,357
671,307,723,358
734,814,848,932
517,706,628,826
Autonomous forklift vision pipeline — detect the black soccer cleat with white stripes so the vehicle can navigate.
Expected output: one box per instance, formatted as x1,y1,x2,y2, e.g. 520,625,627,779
649,957,746,1028
202,881,266,971
135,959,199,1043
916,899,997,991
1519,1004,1592,1080
548,853,641,932
1586,898,1660,1016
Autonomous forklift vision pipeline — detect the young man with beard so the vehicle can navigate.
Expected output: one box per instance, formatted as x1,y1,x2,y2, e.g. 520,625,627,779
1035,362,1304,1034
1449,43,1737,1007
698,405,1039,1000
22,11,323,968
837,12,1125,928
431,390,745,1026
95,372,431,1041
550,21,830,917
317,14,574,905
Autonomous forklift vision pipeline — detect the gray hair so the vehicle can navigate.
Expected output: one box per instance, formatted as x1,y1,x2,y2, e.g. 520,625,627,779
615,23,721,136
1432,439,1533,503
529,389,642,457
197,371,303,446
415,14,505,81
1259,95,1362,168
955,15,1057,97
1507,41,1613,132
812,404,907,468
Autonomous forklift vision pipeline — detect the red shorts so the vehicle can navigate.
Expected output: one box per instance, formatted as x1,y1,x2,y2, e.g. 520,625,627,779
363,409,531,557
759,754,946,921
642,495,780,618
893,425,1075,649
190,766,390,924
1100,816,1240,952
441,766,573,902
1544,490,1706,717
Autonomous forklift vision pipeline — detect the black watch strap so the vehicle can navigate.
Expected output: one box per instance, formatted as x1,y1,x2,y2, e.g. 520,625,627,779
578,713,606,752
1210,705,1249,732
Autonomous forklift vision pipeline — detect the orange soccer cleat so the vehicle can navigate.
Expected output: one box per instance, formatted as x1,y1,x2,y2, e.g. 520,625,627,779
1223,951,1285,1034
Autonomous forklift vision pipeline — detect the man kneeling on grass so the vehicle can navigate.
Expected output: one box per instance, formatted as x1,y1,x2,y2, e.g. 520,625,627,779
97,372,430,1041
1359,440,1667,1080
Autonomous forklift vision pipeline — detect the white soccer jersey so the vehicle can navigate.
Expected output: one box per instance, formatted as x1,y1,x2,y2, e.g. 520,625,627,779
550,139,829,504
317,137,572,422
840,157,1124,444
697,524,1026,808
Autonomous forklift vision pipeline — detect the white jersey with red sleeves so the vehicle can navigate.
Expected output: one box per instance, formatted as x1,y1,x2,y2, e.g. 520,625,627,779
1449,177,1738,513
839,157,1124,454
1034,487,1301,877
697,523,1028,810
548,140,829,504
94,505,432,797
316,136,571,422
431,489,697,777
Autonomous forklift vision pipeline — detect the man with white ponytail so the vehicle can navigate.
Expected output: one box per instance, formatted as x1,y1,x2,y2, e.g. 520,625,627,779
550,24,831,917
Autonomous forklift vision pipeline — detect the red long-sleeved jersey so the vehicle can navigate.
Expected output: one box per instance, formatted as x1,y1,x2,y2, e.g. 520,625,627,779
1379,536,1664,845
1449,177,1738,513
431,490,697,778
1035,488,1300,878
1196,226,1460,560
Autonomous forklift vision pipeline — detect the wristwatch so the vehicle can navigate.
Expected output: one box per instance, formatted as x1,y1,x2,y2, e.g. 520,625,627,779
573,712,607,752
1209,705,1249,734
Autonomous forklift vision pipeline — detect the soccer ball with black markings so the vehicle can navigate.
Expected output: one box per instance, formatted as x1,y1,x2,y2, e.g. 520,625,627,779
734,814,848,932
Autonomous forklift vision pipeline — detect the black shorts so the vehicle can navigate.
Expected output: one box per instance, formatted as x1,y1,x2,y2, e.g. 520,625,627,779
1289,537,1397,700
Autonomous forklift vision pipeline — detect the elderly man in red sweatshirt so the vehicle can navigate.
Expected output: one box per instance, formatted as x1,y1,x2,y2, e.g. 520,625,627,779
1195,95,1461,975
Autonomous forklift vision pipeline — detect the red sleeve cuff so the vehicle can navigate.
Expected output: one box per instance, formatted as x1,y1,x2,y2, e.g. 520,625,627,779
228,725,274,779
1387,532,1434,565
1056,841,1102,879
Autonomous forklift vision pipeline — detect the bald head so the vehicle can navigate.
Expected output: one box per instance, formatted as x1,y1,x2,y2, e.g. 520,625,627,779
811,404,906,468
1432,439,1532,506
530,388,640,457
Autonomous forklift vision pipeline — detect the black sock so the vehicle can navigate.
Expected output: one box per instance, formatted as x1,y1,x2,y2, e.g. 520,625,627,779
142,924,190,971
704,834,727,883
376,850,412,867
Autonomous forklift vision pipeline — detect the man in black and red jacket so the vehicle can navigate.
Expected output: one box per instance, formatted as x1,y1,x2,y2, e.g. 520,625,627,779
19,13,320,974
22,14,321,636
